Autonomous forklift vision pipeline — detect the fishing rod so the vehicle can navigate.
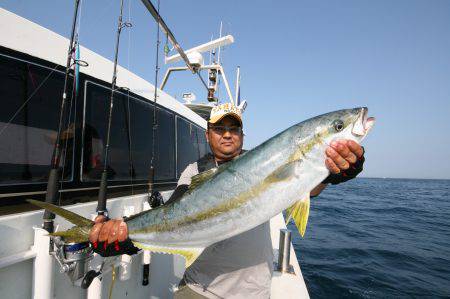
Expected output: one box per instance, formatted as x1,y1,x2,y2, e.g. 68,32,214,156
146,0,161,204
43,0,81,233
97,0,131,215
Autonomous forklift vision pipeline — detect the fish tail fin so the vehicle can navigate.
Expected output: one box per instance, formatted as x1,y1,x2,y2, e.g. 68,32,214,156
27,199,94,227
48,227,90,243
285,193,310,237
27,199,94,243
132,242,204,268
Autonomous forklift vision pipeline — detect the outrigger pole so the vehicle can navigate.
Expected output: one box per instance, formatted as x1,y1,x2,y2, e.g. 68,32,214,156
140,0,209,90
97,0,130,216
140,0,193,73
43,0,81,233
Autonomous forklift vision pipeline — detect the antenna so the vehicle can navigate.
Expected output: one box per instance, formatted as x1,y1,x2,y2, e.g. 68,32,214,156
235,66,240,106
217,21,223,64
209,34,213,65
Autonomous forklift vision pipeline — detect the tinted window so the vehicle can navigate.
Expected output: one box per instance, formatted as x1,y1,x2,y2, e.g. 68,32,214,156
130,99,176,181
128,98,152,180
83,82,132,181
83,82,176,182
197,127,209,159
0,54,74,184
177,118,201,177
154,108,175,181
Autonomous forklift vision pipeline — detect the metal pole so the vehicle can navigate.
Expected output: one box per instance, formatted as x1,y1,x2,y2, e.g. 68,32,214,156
278,229,291,273
235,66,240,106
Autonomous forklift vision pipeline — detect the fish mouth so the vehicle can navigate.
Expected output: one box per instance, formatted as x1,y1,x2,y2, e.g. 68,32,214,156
352,107,375,136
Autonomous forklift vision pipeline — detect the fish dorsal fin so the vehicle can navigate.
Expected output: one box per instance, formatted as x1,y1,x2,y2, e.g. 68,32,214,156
188,168,218,193
285,193,310,237
132,242,204,268
27,199,94,227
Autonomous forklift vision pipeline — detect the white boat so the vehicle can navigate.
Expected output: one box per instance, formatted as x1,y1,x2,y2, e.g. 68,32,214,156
0,6,309,299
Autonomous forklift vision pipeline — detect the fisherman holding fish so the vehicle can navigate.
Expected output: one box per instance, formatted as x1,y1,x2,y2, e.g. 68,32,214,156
88,103,366,299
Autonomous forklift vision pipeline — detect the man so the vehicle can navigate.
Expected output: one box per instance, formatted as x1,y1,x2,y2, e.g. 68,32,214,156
89,103,365,298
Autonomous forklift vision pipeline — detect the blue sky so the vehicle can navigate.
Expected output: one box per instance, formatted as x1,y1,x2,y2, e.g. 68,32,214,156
2,0,450,179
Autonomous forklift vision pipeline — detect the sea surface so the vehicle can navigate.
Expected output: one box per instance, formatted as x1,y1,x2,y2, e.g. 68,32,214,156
289,178,450,298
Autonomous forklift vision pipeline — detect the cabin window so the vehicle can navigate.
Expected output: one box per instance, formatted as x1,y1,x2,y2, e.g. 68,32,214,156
176,117,201,177
128,98,152,180
197,127,209,159
154,108,176,181
0,54,74,185
83,82,131,181
83,81,176,182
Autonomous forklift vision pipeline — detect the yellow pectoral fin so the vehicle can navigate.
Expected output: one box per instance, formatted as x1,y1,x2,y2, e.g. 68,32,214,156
132,242,204,268
285,193,310,237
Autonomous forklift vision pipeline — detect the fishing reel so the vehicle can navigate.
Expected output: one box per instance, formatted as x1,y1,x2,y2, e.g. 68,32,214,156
50,237,94,283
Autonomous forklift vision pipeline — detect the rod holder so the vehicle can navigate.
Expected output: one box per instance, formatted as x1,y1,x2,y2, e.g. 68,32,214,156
277,229,291,273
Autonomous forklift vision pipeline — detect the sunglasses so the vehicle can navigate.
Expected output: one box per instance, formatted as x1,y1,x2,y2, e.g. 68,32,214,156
209,125,243,135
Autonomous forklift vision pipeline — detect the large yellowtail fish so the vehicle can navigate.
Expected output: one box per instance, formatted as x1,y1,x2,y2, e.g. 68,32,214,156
29,107,375,267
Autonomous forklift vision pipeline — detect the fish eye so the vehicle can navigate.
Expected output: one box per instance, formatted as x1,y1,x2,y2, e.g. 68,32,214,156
333,120,344,132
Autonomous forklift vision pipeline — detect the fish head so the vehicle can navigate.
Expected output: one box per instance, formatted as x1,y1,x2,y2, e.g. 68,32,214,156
315,107,375,145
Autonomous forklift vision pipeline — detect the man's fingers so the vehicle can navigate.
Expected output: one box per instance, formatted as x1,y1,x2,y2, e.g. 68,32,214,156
346,140,364,158
94,215,107,224
89,223,103,243
325,157,341,174
326,147,349,170
98,220,114,242
118,221,128,242
107,220,121,244
334,142,357,164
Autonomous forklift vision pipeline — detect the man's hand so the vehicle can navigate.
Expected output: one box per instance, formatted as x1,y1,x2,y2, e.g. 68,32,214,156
88,216,128,245
325,140,364,174
312,140,365,196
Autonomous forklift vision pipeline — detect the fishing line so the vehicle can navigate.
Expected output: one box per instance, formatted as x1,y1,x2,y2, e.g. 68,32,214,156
96,0,130,215
108,266,117,299
0,64,61,138
59,40,80,206
42,0,82,233
125,90,134,195
126,0,134,195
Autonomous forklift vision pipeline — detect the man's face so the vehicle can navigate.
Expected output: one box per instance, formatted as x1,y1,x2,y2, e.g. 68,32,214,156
206,116,243,161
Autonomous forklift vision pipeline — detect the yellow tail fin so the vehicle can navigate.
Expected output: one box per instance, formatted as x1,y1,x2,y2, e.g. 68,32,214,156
285,193,310,237
27,199,93,243
132,242,204,268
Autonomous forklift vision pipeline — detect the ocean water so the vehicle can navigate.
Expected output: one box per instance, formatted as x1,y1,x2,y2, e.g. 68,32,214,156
289,178,450,298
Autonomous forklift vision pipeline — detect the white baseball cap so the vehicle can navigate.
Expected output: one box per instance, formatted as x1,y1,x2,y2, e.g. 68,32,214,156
208,103,243,127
